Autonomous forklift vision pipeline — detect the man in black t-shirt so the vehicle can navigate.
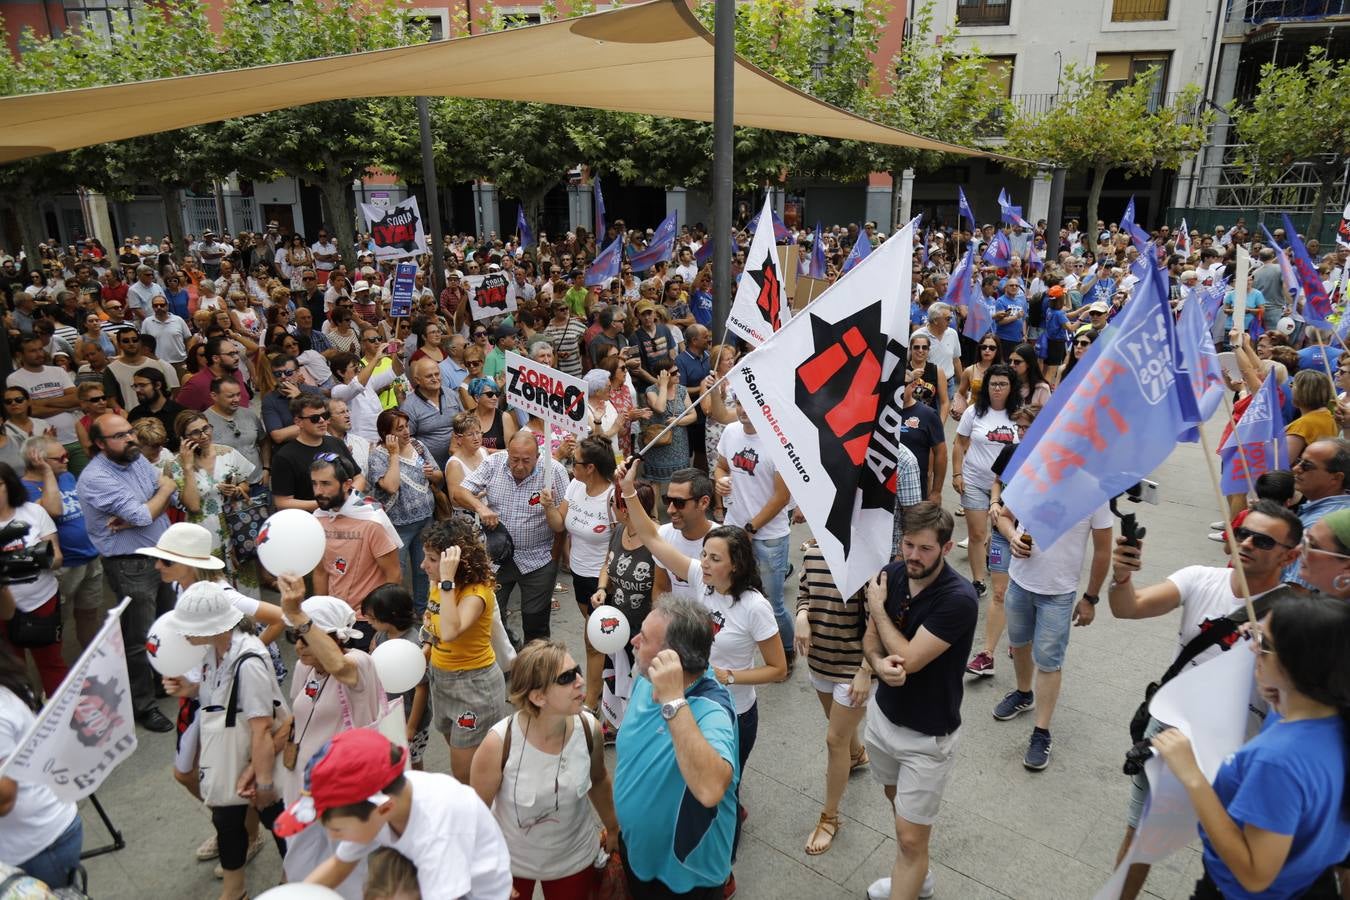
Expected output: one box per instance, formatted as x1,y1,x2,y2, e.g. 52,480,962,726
861,501,977,900
270,394,357,511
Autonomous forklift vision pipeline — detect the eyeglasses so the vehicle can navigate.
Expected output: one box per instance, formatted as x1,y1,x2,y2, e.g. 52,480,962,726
46,453,69,463
478,390,498,398
1074,339,1093,347
554,665,583,686
910,344,929,351
273,368,297,378
1234,526,1295,551
104,429,134,441
3,397,26,405
981,345,998,352
1299,534,1350,561
664,494,695,507
298,412,332,423
466,360,483,367
473,331,487,338
1292,457,1323,472
1255,629,1275,656
987,382,1012,391
362,336,381,343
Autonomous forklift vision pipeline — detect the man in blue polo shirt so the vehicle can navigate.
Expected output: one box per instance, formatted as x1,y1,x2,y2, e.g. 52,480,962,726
993,277,1028,359
615,595,739,899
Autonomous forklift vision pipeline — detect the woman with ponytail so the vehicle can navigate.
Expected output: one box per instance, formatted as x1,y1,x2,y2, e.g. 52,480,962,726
1152,590,1350,899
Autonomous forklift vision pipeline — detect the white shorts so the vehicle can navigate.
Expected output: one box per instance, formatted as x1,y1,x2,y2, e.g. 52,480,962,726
863,702,961,826
808,672,875,709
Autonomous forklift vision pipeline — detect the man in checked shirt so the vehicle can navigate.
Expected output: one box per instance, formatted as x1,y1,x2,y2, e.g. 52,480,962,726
453,429,568,643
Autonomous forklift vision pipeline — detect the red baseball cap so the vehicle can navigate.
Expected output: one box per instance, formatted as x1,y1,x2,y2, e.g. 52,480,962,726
273,730,407,838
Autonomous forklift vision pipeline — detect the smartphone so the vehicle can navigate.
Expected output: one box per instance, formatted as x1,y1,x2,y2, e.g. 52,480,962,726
1134,479,1160,505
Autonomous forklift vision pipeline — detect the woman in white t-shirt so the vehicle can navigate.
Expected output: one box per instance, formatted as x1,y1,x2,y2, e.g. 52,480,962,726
0,644,82,889
952,364,1021,598
619,459,787,779
0,463,64,696
555,436,616,713
468,640,619,899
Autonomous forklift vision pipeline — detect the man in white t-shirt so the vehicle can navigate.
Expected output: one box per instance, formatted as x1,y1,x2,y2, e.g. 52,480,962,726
278,729,513,900
715,407,794,659
654,467,715,600
1105,499,1301,900
311,228,340,283
7,336,82,466
988,502,1113,771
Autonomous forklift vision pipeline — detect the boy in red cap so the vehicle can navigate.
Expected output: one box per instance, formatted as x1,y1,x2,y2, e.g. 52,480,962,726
274,729,512,899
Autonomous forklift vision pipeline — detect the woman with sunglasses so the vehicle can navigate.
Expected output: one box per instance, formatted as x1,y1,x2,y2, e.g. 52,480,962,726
952,364,1022,598
641,360,698,491
1009,343,1053,410
283,235,313,296
953,334,1001,419
1297,507,1350,600
422,519,509,782
1060,327,1097,384
445,411,491,505
168,410,259,592
1152,591,1350,899
904,333,950,424
469,640,620,900
468,376,515,452
1,388,53,448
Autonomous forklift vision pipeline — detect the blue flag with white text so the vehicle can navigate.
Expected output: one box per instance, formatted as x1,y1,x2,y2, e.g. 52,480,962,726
997,188,1032,230
1177,277,1227,442
1219,371,1287,494
1282,214,1334,328
628,211,678,272
958,187,977,231
585,234,623,287
842,231,872,274
746,206,791,242
982,230,1011,267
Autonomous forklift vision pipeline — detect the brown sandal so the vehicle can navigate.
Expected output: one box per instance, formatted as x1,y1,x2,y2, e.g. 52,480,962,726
805,811,841,855
850,747,870,772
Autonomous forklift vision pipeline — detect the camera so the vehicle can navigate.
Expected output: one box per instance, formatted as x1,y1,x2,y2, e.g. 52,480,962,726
0,521,56,586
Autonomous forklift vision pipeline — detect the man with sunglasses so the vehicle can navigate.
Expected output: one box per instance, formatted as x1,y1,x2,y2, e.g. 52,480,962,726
1106,499,1303,900
106,327,179,413
272,395,358,512
1284,438,1350,589
138,291,190,371
261,353,325,446
653,468,716,601
205,377,266,495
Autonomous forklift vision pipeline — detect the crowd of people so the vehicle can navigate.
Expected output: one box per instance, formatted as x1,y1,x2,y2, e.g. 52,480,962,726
0,207,1345,900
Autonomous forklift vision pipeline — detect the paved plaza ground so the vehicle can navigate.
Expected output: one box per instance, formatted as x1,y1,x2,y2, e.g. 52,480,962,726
68,417,1235,899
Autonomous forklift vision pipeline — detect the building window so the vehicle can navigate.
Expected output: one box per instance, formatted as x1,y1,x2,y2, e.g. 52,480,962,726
982,55,1015,98
62,0,140,36
409,12,446,39
1096,50,1170,108
956,0,1011,26
1110,0,1169,22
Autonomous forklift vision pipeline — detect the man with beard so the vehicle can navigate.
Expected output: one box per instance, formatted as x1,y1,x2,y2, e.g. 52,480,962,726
128,367,187,453
653,467,715,600
272,395,357,512
309,454,401,649
76,413,179,733
174,336,251,411
862,502,977,900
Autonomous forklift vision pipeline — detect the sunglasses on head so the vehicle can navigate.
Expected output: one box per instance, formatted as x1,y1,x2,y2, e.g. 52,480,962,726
554,665,582,686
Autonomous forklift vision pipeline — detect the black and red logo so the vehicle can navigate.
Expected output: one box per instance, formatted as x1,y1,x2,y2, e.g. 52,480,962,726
753,257,783,331
599,616,621,635
794,304,905,555
333,557,348,575
475,273,510,309
709,609,726,636
528,492,542,506
731,447,759,475
986,426,1017,446
256,524,270,547
370,205,421,252
455,711,479,730
146,636,160,657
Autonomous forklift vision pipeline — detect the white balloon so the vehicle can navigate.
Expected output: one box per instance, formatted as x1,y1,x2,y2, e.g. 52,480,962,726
1277,316,1297,335
146,611,206,676
587,605,631,655
256,508,327,577
371,638,428,694
256,886,345,900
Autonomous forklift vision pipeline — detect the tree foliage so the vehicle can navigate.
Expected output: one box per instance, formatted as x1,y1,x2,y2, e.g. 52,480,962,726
1229,47,1350,239
1003,63,1210,251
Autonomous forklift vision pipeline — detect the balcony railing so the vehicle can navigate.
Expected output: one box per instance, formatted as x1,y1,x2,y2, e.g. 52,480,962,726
955,1,1011,26
1241,0,1350,23
1111,0,1170,21
975,90,1194,137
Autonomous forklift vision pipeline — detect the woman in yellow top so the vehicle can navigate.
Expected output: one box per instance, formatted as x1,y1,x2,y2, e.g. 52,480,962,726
1285,369,1337,465
420,518,508,782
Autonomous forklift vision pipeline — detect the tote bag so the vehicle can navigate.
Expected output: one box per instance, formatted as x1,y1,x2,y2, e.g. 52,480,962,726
198,653,283,807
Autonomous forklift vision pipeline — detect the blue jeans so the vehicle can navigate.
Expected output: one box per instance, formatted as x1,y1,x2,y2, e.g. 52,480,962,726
752,535,793,654
20,813,82,889
395,517,432,618
1004,580,1077,672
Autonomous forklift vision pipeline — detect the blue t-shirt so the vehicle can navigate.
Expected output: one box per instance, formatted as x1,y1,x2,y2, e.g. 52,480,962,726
691,290,714,327
614,671,739,892
23,472,99,565
676,350,710,392
994,293,1027,343
1204,713,1350,899
1223,288,1266,332
1043,307,1069,343
1297,344,1343,377
165,288,191,321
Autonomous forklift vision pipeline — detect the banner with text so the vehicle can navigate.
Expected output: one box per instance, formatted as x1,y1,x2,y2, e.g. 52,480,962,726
466,272,518,321
504,350,590,437
0,598,136,802
360,196,428,261
389,261,417,318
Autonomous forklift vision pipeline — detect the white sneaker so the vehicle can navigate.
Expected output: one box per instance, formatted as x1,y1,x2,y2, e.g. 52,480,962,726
1209,521,1226,531
867,871,934,899
957,538,969,550
1207,531,1226,543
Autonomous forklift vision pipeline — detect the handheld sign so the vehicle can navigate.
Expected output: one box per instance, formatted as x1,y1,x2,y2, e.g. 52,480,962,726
1234,246,1249,331
504,350,590,437
466,272,518,321
389,261,417,318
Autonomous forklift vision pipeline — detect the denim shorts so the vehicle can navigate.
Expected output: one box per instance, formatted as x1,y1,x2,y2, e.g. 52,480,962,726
960,480,992,511
1003,579,1077,671
988,531,1011,574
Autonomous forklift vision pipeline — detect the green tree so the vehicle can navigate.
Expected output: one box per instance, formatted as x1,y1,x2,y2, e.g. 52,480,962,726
1229,46,1350,240
1003,63,1210,253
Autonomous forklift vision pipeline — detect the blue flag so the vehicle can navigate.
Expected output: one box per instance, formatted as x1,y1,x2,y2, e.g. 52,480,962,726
1026,240,1042,272
997,188,1032,230
1176,276,1227,443
1219,371,1287,494
593,177,606,241
1259,224,1301,301
746,206,791,242
958,187,977,232
585,234,623,287
695,236,742,268
842,230,872,274
516,206,534,250
943,242,989,340
809,222,827,279
1200,277,1229,327
1002,254,1196,546
1282,214,1335,328
628,211,678,272
982,230,1011,266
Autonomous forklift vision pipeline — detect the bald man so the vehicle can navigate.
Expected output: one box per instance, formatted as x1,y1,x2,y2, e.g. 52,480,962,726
403,356,464,468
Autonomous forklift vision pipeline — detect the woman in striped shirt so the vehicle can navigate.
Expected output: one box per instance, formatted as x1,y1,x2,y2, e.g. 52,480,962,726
794,543,874,856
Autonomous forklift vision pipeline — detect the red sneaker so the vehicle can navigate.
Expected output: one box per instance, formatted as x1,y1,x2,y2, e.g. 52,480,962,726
966,651,994,677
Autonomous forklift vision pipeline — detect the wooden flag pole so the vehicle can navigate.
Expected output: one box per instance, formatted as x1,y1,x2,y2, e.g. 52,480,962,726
1197,424,1259,624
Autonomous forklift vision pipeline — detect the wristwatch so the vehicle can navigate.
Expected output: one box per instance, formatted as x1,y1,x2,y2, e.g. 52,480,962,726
745,522,758,535
282,615,313,636
726,671,736,685
439,579,456,592
660,698,688,721
1083,593,1100,606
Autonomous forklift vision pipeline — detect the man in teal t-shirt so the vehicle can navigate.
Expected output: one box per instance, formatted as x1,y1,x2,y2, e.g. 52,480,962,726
615,596,739,896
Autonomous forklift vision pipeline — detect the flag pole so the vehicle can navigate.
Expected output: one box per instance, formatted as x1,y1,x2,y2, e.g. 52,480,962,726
1220,391,1259,501
1196,426,1259,624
